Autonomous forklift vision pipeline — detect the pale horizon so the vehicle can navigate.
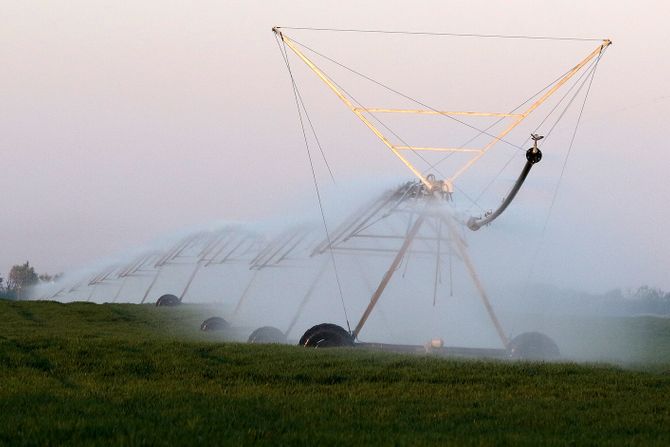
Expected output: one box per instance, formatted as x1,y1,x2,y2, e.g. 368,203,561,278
2,0,669,293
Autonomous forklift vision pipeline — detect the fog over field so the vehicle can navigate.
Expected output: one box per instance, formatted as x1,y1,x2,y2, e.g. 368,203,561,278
4,1,670,357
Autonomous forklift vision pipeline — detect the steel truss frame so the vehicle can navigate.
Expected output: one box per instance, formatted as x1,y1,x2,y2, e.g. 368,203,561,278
238,225,329,337
274,28,610,193
141,228,267,304
312,181,509,349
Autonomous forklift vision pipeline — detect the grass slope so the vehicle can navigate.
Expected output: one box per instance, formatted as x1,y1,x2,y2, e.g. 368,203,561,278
1,301,670,446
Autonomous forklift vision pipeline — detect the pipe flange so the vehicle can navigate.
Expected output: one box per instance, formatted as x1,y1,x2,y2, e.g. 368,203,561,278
526,147,542,164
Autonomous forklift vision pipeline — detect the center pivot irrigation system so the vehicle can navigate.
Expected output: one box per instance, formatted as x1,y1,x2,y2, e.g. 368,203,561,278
271,26,612,359
41,27,611,361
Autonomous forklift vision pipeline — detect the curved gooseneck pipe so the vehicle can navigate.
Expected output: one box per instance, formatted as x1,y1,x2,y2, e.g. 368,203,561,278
467,135,543,231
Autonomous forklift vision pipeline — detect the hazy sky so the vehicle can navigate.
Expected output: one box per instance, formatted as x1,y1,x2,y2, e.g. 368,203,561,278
2,0,669,292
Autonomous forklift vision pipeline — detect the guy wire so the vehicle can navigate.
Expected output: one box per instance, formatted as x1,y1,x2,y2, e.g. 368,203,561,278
275,35,352,333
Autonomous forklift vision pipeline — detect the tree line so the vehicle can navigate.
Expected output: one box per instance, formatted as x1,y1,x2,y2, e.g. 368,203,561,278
1,260,669,314
0,262,60,300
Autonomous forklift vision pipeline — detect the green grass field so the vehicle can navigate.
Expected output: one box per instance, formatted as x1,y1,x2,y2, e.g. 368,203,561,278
1,301,670,446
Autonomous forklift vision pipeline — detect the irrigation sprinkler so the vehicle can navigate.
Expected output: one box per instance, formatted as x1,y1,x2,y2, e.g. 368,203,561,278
112,252,162,302
85,265,120,302
140,233,206,304
177,231,229,302
193,225,322,343
191,229,271,333
242,225,329,344
272,27,612,359
144,228,266,306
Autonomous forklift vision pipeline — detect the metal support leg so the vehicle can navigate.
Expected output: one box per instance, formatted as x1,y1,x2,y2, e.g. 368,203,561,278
231,269,260,319
352,214,425,339
354,256,397,340
140,268,162,304
433,218,442,306
179,262,203,301
443,215,510,349
49,287,66,300
113,276,129,303
87,284,98,302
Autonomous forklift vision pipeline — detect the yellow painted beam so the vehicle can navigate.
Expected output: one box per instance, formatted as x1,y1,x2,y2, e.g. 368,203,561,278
395,146,482,153
278,31,432,189
447,39,611,183
356,108,522,118
276,27,611,189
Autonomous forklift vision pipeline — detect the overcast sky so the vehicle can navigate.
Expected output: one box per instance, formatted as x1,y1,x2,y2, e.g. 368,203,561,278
2,0,669,292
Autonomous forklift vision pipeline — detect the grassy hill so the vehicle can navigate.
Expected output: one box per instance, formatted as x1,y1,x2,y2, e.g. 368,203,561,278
1,300,670,446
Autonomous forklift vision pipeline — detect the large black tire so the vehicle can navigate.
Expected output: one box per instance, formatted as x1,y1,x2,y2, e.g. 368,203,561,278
155,294,180,307
298,324,324,346
509,332,560,360
200,317,229,332
299,323,354,348
247,326,287,344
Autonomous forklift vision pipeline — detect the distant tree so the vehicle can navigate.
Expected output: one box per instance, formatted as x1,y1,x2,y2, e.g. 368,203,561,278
631,285,665,301
627,285,670,315
7,262,39,300
38,273,60,283
603,288,624,300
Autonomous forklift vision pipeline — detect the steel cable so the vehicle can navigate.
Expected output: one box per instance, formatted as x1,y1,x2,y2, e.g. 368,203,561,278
275,35,352,333
277,27,604,42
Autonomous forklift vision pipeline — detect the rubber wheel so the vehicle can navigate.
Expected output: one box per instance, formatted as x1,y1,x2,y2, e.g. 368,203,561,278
299,323,354,348
247,326,287,344
155,294,180,307
200,317,229,332
509,332,560,360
